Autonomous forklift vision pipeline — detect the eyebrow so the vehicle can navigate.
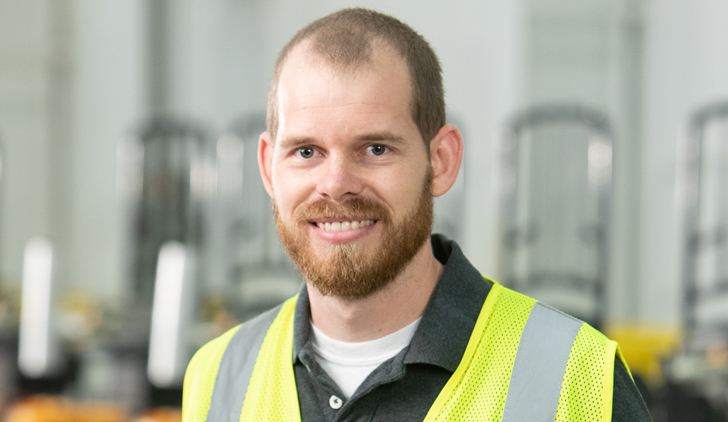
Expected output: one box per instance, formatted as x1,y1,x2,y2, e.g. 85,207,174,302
356,132,406,144
279,132,406,148
279,137,315,149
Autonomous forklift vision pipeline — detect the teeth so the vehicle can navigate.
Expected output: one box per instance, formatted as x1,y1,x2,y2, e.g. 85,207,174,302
317,220,374,231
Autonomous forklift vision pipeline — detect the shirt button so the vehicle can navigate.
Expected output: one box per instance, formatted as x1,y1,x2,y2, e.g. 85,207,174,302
329,395,343,410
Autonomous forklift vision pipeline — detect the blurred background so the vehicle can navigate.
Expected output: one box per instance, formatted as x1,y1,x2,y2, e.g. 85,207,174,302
1,0,728,420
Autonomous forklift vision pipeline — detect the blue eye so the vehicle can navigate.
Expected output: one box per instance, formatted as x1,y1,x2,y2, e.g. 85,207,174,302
367,145,387,156
298,147,315,159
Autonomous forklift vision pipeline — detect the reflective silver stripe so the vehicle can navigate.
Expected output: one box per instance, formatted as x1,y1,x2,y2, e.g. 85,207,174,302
501,302,583,422
206,304,283,422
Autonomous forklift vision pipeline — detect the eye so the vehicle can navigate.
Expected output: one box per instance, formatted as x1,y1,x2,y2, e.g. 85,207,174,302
297,147,315,159
367,145,388,156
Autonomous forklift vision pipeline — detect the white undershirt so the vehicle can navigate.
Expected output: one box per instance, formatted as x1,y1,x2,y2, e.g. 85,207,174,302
310,317,422,399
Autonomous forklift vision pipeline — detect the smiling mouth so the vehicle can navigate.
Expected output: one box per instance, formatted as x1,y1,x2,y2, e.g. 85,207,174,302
312,220,376,232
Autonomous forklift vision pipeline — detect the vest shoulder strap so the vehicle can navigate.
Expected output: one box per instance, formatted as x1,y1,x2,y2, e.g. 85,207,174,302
502,302,583,422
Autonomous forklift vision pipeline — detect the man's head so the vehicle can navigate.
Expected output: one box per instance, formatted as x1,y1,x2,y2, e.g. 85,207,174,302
266,8,445,149
258,8,462,300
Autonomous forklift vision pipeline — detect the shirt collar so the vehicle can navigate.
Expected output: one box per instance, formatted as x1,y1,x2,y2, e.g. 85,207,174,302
293,282,313,364
292,234,492,373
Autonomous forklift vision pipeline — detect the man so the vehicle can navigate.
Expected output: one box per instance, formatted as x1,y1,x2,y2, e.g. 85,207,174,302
183,8,651,421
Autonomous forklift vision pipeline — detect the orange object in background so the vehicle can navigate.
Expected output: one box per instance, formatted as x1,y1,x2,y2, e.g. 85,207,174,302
5,395,127,422
131,408,182,422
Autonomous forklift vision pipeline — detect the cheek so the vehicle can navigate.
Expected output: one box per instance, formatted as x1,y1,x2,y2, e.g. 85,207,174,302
372,169,427,215
271,170,310,218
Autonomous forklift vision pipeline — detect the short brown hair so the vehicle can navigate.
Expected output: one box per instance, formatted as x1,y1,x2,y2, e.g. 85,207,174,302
266,8,445,146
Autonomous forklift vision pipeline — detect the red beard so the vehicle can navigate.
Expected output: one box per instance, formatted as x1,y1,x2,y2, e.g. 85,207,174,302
275,170,433,300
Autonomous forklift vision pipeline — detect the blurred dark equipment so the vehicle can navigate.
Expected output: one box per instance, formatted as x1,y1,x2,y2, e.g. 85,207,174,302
649,381,728,422
497,104,613,328
126,117,214,301
664,101,728,419
679,102,728,348
216,113,300,322
0,134,14,405
0,135,4,276
115,116,217,410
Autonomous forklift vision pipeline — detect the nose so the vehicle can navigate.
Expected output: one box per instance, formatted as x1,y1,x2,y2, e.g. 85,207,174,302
315,152,364,202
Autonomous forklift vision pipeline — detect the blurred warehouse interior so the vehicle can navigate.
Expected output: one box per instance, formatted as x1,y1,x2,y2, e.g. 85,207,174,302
1,0,728,420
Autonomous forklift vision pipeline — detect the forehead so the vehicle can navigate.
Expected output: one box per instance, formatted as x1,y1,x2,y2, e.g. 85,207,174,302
275,42,415,138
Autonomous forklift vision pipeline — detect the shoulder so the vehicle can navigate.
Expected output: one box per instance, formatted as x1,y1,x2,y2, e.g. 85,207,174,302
612,357,652,421
499,284,611,352
184,323,243,382
187,324,242,378
495,285,645,420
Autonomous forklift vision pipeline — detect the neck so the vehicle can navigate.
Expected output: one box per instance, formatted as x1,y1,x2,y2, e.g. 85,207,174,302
307,241,443,342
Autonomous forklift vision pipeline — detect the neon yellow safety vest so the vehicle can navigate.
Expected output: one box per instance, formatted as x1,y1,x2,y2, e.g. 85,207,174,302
183,281,628,421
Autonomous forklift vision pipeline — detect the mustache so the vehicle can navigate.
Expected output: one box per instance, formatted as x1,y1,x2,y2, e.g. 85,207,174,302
293,197,391,223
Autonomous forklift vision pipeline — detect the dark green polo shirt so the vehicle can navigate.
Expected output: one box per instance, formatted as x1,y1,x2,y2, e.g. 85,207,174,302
292,234,651,421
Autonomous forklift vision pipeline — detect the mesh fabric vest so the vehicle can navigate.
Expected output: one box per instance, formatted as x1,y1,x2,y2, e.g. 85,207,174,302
182,281,622,422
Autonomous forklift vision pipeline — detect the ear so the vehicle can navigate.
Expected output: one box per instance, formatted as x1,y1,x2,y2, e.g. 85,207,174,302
429,124,463,197
258,131,275,198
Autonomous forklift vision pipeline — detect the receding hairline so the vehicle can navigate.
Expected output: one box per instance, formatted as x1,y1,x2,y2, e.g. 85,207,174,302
270,37,415,139
282,35,402,75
